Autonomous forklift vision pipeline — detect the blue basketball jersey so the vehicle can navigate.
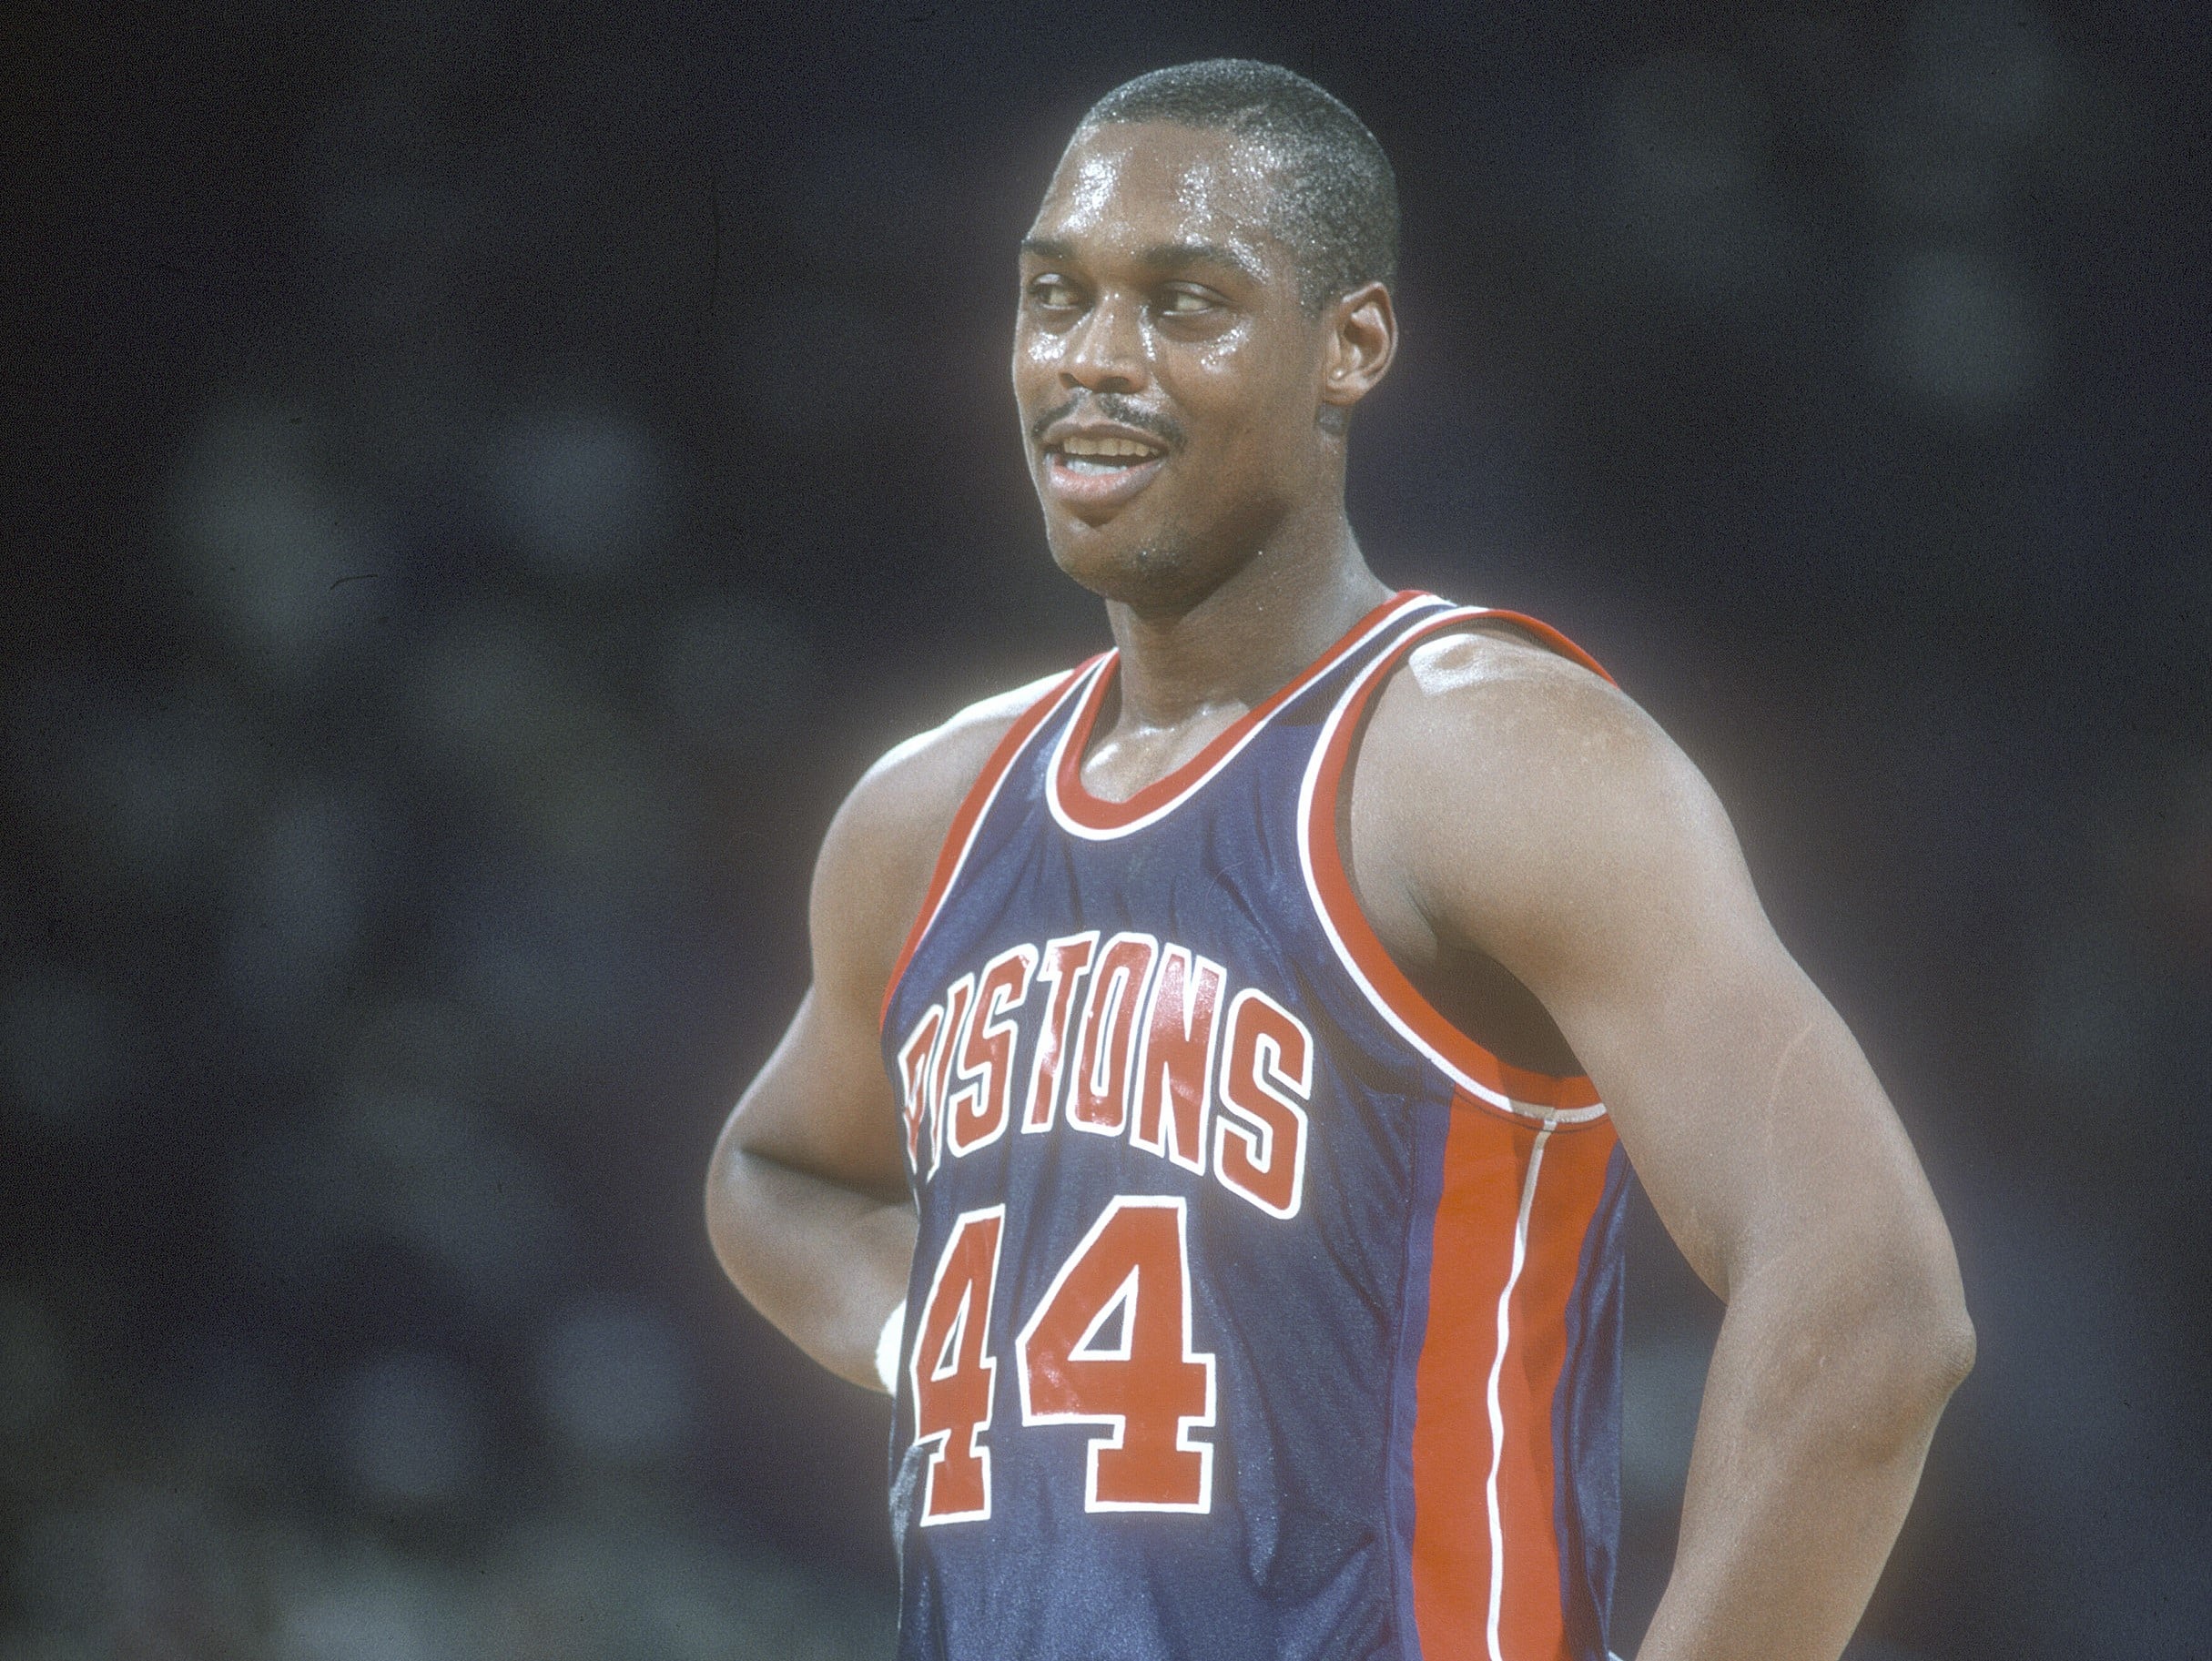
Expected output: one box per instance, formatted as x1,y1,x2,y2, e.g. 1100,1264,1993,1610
878,592,1630,1661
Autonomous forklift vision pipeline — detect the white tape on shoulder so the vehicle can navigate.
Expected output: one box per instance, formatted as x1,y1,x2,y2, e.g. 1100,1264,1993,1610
875,1300,906,1395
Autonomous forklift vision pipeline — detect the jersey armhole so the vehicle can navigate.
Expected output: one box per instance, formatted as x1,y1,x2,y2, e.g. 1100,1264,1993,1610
1296,607,1610,1123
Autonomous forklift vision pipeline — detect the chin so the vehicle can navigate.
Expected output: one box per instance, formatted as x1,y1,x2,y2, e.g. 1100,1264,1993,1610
1046,517,1192,602
1050,530,1255,621
1048,533,1159,602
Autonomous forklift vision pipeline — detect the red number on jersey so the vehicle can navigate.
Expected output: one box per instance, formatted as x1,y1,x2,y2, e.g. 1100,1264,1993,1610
1016,1195,1217,1512
909,1206,1005,1524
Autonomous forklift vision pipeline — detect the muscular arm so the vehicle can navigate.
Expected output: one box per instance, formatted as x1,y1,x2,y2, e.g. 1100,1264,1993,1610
1355,633,1974,1661
705,684,1043,1391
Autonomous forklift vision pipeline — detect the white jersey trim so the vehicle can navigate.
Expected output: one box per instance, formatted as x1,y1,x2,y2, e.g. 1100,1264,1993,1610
1486,1125,1551,1661
1044,592,1452,842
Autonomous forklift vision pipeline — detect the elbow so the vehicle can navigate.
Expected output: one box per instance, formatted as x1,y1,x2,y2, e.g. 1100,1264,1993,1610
1916,1282,1976,1403
1844,1256,1976,1444
703,1117,756,1276
1880,1292,1974,1426
1883,1224,1975,1405
1748,1239,1974,1457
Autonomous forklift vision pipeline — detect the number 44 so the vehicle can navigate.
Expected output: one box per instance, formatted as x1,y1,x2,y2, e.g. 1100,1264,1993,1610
908,1196,1218,1525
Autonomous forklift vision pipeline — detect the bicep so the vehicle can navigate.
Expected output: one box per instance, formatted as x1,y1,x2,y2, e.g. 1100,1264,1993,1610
722,981,908,1200
713,672,1058,1203
715,768,932,1201
1546,871,1932,1298
1560,820,1951,1303
1392,669,1952,1296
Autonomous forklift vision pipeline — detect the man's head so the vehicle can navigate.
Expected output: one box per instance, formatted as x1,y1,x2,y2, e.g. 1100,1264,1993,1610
1015,61,1400,611
1084,60,1399,316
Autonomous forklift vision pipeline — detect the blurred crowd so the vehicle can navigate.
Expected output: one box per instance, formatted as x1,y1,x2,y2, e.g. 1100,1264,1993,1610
1,1306,887,1658
5,1,2206,1656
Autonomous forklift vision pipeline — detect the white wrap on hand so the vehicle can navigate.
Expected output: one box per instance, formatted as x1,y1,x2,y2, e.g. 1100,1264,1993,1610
875,1299,907,1395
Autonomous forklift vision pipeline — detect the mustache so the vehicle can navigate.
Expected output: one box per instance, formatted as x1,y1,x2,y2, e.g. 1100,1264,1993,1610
1029,393,1187,451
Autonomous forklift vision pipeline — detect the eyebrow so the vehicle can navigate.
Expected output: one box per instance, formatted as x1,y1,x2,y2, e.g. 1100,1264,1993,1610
1020,236,1263,285
1138,240,1263,282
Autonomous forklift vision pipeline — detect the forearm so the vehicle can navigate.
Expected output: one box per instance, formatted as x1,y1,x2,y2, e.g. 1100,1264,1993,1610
706,1149,918,1392
1636,1261,1973,1661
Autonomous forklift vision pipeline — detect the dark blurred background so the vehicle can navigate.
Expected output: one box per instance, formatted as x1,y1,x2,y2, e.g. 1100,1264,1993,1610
4,0,2207,1655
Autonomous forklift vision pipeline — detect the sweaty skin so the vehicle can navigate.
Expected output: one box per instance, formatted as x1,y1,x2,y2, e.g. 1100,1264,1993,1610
707,118,1973,1661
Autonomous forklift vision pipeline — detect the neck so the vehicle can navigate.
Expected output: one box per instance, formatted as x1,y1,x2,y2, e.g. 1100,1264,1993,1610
1101,502,1392,731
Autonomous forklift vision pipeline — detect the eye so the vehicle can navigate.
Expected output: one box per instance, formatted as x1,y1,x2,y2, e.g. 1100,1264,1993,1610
1158,286,1219,316
1028,275,1081,310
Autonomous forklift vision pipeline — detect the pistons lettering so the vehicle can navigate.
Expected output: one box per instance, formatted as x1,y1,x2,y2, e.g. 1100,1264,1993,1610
897,932,1311,1220
945,945,1035,1157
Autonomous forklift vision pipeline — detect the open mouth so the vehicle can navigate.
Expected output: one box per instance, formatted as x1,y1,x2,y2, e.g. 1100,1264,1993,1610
1049,434,1168,474
1041,432,1170,511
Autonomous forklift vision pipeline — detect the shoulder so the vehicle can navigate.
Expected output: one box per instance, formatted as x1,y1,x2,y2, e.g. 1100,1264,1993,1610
1365,620,1672,792
1355,622,1745,977
836,668,1072,855
811,669,1076,999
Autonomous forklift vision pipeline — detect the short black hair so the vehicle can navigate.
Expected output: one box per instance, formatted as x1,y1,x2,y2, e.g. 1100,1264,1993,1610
1079,59,1399,314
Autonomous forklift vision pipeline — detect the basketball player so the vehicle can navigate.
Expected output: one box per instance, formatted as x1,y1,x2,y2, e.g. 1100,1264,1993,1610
706,61,1973,1661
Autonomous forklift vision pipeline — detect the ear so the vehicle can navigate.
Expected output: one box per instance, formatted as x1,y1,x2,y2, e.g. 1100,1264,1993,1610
1319,280,1396,415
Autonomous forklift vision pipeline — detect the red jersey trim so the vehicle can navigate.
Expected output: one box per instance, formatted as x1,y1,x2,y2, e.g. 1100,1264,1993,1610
1296,606,1612,1121
1044,591,1450,841
879,667,1094,1030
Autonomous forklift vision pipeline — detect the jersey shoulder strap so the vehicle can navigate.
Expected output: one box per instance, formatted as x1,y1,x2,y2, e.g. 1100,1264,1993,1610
879,665,1095,1028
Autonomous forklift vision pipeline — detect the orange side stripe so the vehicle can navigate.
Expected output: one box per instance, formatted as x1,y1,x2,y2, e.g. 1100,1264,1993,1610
1411,1108,1533,1660
1493,1121,1619,1661
1411,1105,1620,1661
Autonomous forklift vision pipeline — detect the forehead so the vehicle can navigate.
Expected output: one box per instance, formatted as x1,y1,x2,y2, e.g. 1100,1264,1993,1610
1028,121,1288,268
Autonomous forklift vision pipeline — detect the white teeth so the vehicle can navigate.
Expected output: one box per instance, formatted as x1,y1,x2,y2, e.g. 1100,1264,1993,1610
1060,435,1161,459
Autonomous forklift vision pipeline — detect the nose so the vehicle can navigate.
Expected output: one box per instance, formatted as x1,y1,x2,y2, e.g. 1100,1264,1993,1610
1060,292,1148,395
